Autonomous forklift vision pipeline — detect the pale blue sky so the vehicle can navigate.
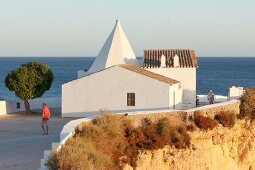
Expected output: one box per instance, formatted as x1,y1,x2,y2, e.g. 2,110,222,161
0,0,254,57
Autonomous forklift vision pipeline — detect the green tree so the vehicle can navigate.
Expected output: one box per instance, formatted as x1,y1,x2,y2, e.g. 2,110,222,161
5,62,54,113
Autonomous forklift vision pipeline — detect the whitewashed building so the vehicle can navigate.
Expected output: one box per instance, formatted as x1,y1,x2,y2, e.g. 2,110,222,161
143,49,198,108
62,64,182,117
62,20,198,117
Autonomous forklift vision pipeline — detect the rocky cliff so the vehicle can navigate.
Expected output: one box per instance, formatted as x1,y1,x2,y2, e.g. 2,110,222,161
124,119,255,170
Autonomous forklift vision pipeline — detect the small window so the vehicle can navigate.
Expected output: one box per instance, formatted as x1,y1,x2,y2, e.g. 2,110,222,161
16,102,20,109
127,93,135,106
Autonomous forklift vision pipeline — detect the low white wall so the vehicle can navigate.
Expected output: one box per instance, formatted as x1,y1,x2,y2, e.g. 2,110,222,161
198,95,227,103
30,97,61,110
0,101,7,116
228,86,244,100
0,97,61,116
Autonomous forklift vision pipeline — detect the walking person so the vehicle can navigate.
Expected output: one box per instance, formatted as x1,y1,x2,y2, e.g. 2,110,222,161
207,90,215,104
41,103,51,135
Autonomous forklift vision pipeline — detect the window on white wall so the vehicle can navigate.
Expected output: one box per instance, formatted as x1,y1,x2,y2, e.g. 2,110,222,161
127,93,135,106
16,102,20,109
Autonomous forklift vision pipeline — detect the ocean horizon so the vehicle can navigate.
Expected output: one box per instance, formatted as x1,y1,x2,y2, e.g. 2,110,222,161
0,57,255,100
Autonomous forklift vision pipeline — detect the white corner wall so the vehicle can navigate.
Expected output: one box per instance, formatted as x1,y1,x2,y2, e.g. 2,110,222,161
0,101,7,116
0,97,61,116
169,83,183,110
62,66,175,117
228,86,244,100
146,68,196,108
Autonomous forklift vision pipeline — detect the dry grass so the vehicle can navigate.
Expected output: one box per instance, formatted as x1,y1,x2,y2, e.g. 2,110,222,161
214,111,237,128
47,139,114,170
186,121,197,132
46,111,128,170
194,111,218,130
46,111,190,170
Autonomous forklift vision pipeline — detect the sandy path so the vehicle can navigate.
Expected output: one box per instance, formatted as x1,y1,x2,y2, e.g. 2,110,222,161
0,112,74,170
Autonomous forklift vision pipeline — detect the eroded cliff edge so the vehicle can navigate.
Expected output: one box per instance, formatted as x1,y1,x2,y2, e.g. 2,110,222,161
124,119,255,170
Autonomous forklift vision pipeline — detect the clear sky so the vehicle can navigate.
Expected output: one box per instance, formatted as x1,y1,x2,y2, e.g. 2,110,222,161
0,0,254,57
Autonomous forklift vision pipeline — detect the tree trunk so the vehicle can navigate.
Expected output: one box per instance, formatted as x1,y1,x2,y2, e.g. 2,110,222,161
24,99,31,113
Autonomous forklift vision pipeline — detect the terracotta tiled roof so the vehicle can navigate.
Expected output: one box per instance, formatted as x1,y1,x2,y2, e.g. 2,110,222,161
143,49,198,68
118,64,179,85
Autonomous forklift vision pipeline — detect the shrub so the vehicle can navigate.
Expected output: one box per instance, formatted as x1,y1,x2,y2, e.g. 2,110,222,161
124,126,144,167
141,117,152,126
136,118,191,150
240,88,255,118
171,126,191,149
186,122,196,132
194,111,218,130
46,150,60,170
214,111,236,128
92,110,125,137
156,118,173,142
141,123,164,149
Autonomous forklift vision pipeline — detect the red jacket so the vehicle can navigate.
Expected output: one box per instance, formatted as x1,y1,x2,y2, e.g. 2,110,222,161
42,106,50,120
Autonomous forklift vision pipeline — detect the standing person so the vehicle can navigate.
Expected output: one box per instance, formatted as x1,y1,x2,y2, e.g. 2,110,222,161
207,90,215,104
41,103,51,135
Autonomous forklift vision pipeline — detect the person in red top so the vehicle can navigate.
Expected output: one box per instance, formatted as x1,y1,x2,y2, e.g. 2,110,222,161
41,103,51,135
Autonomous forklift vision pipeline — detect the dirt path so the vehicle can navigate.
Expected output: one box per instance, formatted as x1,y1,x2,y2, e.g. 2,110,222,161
0,112,74,170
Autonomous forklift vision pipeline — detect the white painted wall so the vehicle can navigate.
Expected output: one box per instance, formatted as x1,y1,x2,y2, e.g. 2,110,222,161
62,66,182,117
0,101,7,116
29,97,61,109
198,95,227,103
169,83,183,110
146,68,196,108
0,97,61,116
228,86,244,100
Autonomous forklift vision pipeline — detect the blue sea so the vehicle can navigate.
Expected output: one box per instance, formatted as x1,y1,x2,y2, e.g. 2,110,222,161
0,57,255,100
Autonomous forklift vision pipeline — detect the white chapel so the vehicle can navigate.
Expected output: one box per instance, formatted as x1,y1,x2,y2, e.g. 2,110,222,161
62,20,198,117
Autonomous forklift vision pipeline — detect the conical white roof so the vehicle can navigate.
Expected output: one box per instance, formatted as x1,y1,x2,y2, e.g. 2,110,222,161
89,20,137,73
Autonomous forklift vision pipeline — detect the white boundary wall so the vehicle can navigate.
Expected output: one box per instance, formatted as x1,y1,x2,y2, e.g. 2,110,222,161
228,86,245,100
39,99,239,170
0,97,61,116
198,95,228,103
0,101,7,116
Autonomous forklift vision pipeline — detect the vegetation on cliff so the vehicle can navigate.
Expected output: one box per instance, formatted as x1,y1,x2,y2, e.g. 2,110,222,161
193,111,218,130
215,111,237,128
46,112,191,170
46,94,255,170
240,88,255,118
